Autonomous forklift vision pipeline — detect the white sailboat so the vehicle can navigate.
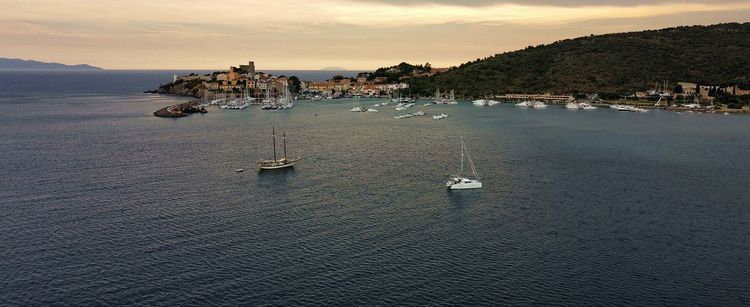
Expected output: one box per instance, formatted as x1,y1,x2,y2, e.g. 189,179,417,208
261,88,275,109
515,101,532,108
350,95,362,112
531,101,547,108
278,85,294,109
433,88,444,104
473,99,501,106
578,102,597,110
259,127,300,170
446,89,458,104
446,137,482,190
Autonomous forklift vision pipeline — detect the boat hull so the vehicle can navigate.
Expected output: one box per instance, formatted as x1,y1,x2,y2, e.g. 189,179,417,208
448,182,483,190
446,177,482,190
258,158,300,170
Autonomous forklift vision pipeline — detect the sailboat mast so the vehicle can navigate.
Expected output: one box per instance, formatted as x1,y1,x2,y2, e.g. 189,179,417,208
460,137,464,177
272,126,277,162
283,131,287,160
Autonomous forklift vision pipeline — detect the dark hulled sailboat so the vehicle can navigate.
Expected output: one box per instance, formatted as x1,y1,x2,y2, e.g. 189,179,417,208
258,126,300,170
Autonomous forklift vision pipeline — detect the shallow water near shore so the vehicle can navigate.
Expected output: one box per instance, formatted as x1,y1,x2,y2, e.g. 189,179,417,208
1,71,750,305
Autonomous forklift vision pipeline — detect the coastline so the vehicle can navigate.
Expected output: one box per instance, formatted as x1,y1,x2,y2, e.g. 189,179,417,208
153,101,206,118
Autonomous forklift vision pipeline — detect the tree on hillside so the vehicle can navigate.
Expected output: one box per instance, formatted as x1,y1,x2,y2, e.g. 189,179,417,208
674,84,684,94
289,76,301,94
709,86,717,97
403,23,750,96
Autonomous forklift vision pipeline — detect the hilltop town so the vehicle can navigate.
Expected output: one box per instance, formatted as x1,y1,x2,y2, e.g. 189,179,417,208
151,61,430,100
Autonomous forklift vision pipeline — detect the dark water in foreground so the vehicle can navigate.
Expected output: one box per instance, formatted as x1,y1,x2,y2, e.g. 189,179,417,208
1,72,749,305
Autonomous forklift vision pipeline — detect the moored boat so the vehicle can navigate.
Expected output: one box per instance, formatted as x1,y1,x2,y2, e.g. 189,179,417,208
259,127,300,170
446,137,482,190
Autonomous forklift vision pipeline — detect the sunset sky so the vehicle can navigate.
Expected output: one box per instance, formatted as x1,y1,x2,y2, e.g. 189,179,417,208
2,0,749,70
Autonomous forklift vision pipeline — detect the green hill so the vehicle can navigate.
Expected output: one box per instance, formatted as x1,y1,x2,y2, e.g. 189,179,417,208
406,23,750,98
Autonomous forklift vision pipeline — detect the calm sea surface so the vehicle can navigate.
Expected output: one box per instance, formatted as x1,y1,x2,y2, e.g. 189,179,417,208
1,71,749,305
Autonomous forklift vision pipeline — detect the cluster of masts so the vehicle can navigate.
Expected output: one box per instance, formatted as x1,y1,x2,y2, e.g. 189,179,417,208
432,89,458,105
204,89,255,110
261,85,294,110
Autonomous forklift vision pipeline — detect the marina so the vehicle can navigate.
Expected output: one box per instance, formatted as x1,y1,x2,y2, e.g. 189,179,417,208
167,94,748,119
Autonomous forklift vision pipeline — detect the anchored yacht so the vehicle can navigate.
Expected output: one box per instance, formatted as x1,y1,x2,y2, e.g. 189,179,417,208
446,137,482,190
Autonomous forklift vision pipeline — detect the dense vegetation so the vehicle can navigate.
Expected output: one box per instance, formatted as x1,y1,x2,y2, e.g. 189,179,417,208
405,23,750,98
369,62,432,83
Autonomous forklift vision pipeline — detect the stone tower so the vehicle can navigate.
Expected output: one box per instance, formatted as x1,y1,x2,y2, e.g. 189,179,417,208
240,61,256,75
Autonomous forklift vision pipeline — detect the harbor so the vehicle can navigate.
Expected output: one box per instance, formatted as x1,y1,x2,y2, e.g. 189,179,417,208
153,61,750,118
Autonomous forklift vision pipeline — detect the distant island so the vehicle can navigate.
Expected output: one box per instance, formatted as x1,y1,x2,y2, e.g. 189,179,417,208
321,67,347,71
0,58,102,70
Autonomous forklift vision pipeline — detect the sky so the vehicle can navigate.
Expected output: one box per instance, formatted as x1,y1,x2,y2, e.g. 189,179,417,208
1,0,749,70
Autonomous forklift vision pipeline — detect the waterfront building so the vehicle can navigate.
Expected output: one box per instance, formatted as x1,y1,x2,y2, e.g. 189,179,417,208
246,79,256,90
227,67,241,82
202,82,220,90
723,85,750,96
257,80,269,92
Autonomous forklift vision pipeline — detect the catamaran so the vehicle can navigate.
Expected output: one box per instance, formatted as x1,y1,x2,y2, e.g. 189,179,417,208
259,127,300,170
446,137,482,190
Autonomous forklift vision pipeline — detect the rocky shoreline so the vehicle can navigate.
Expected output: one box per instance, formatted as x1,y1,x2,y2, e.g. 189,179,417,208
153,102,207,118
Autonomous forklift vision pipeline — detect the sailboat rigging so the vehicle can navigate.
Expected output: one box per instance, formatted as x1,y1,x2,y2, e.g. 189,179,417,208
446,137,482,190
258,126,301,170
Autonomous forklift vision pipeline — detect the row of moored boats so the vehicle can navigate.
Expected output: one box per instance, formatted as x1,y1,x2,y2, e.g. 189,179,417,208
609,104,649,112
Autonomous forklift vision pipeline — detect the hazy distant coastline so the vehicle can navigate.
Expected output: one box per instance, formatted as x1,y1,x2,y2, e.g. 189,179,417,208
0,58,102,71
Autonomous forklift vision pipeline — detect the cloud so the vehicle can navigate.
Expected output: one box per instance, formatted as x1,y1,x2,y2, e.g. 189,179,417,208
342,0,744,7
0,0,749,69
326,1,750,27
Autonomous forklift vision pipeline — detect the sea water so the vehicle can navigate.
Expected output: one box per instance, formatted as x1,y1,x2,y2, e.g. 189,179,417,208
1,71,749,305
